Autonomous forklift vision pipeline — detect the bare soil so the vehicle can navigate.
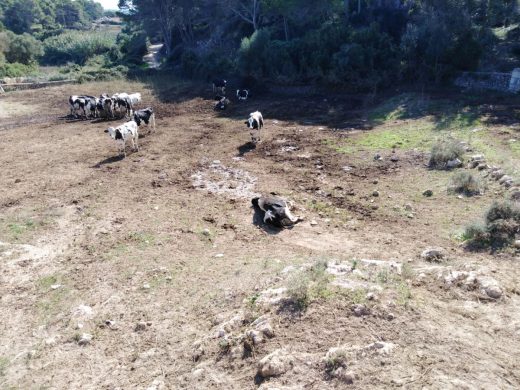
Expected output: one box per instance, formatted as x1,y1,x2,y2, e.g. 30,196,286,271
0,80,519,390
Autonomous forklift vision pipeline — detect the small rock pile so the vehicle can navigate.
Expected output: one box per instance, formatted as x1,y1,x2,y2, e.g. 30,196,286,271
467,154,518,196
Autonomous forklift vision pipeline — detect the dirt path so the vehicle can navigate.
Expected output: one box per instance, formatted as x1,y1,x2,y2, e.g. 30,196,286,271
0,80,519,389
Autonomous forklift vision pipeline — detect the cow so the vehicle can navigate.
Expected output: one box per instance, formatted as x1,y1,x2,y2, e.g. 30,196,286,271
133,107,156,133
214,97,230,111
83,95,98,118
236,89,249,101
128,93,141,106
112,93,133,118
104,121,139,157
245,111,263,144
69,95,86,118
212,79,227,94
252,196,302,228
97,94,114,119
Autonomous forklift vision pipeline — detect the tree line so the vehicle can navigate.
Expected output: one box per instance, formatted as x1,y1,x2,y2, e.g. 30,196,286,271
119,0,520,90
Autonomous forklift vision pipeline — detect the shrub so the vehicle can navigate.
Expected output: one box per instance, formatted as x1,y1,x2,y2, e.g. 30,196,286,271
42,30,117,65
448,171,483,196
0,61,38,77
286,260,330,310
464,201,520,250
429,139,465,169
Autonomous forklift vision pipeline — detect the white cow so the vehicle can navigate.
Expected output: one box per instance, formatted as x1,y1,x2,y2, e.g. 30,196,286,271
104,121,139,157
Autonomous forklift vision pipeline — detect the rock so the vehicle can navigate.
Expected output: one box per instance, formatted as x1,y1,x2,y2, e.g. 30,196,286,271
143,283,151,289
477,164,488,171
491,170,505,180
446,158,462,169
499,175,512,185
504,180,513,188
368,341,396,355
485,285,503,299
372,190,380,197
72,305,94,319
310,220,318,226
77,333,92,346
214,253,224,258
135,322,148,332
192,368,204,379
510,190,520,201
468,161,479,169
352,304,369,317
404,203,413,211
333,368,355,384
373,179,379,184
374,153,383,161
470,154,485,161
421,247,446,262
423,190,433,197
246,330,264,345
342,166,353,172
14,178,22,183
366,292,377,301
50,284,62,290
406,213,414,219
257,349,294,378
390,155,399,162
386,312,396,321
514,240,520,249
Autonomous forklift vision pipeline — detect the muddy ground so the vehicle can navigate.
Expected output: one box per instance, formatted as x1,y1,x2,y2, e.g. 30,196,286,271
0,79,519,389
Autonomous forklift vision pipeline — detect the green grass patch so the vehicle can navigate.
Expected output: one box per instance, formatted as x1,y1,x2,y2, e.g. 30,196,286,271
0,356,9,377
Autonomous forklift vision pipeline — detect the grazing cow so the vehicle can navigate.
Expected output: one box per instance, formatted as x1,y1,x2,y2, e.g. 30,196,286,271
133,107,156,133
97,94,114,119
84,96,98,118
128,93,141,106
245,111,263,143
236,89,249,101
104,121,139,157
214,97,230,110
112,93,133,118
252,196,302,228
69,95,85,118
212,79,227,94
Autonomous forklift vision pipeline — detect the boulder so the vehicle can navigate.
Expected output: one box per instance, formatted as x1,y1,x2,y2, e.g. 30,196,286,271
446,158,462,169
257,349,294,378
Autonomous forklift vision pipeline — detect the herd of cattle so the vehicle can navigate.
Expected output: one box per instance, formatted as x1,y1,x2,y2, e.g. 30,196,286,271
68,80,263,158
66,82,295,228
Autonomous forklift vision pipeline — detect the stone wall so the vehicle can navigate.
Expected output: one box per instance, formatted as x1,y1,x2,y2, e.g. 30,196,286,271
454,71,518,93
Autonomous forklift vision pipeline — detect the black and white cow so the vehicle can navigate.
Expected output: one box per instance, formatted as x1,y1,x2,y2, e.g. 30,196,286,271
236,89,249,101
69,95,96,119
252,196,302,228
104,121,139,157
245,111,263,143
97,94,114,119
212,79,227,94
112,93,133,118
133,107,156,133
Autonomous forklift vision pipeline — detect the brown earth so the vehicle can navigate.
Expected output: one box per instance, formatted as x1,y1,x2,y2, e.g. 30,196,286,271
0,79,519,390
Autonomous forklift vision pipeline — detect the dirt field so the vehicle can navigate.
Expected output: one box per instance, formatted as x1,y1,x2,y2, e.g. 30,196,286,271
0,79,519,390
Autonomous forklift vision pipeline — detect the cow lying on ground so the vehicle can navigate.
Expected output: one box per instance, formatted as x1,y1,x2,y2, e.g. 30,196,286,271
236,89,249,101
212,79,227,94
104,121,139,157
252,196,302,228
245,111,263,143
133,107,156,133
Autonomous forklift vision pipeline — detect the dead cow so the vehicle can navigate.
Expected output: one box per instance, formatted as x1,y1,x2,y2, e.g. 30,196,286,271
245,111,263,144
104,121,139,157
252,196,302,228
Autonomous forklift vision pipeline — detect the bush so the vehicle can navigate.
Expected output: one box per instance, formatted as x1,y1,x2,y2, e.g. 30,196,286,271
464,201,520,250
429,139,465,169
0,61,38,77
448,172,483,196
286,261,330,310
42,30,117,65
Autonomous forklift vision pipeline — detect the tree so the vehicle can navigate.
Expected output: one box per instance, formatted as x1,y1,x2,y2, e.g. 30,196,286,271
228,0,263,31
3,31,43,64
3,0,44,34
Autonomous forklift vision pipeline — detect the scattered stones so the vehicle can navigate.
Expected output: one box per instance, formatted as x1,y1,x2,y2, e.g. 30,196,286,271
372,190,380,197
77,333,92,346
246,330,264,345
390,155,399,162
477,163,489,171
491,170,505,180
446,158,462,169
510,190,520,201
257,349,294,378
499,175,512,185
514,240,520,249
386,312,396,321
135,322,148,332
331,368,355,384
310,220,318,226
420,247,446,262
423,190,433,197
367,341,396,355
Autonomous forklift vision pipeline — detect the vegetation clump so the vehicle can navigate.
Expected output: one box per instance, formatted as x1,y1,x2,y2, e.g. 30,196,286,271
429,139,465,169
448,171,483,196
464,201,520,250
286,260,330,311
